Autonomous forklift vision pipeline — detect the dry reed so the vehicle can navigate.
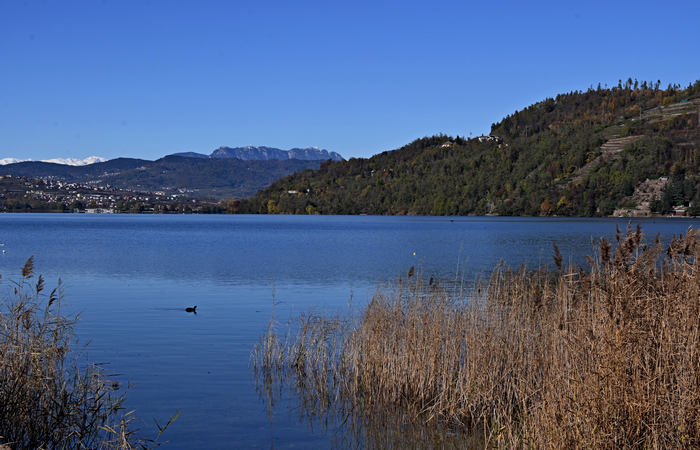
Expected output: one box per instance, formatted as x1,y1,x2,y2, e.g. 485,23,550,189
0,257,174,449
253,226,700,448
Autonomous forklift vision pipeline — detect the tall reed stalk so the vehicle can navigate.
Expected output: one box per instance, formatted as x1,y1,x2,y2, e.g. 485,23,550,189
253,226,700,448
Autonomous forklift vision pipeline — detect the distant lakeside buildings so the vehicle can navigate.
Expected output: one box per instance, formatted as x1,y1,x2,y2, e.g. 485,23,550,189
0,175,221,214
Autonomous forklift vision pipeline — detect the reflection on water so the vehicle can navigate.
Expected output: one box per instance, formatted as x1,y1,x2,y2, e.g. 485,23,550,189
255,366,484,449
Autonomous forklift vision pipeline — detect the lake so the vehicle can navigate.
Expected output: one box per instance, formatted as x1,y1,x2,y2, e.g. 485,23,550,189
0,214,697,448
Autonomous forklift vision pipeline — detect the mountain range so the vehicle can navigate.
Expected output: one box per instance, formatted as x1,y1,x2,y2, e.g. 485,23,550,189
0,146,343,200
1,146,342,167
171,146,343,162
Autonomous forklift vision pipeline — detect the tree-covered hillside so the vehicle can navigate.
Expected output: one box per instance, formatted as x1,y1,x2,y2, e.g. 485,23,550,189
237,80,700,216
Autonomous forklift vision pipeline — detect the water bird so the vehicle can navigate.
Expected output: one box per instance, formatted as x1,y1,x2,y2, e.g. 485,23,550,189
185,306,197,313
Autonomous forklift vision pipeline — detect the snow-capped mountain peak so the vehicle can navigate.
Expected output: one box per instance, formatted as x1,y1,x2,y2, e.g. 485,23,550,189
42,156,107,166
0,158,25,165
0,156,106,166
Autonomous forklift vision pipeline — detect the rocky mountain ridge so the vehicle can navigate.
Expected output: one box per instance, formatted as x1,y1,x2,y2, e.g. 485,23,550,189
172,145,343,162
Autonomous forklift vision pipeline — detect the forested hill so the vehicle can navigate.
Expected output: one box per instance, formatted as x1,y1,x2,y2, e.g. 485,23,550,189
237,80,700,216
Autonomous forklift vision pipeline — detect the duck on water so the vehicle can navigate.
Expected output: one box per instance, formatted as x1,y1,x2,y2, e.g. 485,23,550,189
185,306,197,313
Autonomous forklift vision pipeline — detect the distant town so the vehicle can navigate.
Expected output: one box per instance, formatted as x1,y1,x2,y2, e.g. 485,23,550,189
0,175,226,213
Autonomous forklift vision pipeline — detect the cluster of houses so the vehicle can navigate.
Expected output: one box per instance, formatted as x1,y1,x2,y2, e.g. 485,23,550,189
0,175,188,212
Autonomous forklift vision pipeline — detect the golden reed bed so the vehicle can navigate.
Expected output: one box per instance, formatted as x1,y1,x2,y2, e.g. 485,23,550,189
254,226,699,448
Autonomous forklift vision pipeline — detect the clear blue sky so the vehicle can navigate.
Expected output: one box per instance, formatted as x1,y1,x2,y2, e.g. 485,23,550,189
1,0,699,161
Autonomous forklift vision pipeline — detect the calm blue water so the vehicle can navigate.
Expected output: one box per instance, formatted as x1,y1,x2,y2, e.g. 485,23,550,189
0,214,697,448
